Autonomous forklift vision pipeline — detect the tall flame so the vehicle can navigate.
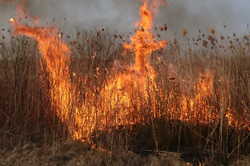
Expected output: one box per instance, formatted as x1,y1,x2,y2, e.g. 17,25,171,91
101,0,167,126
10,18,73,135
124,1,166,74
9,0,168,140
180,72,217,124
9,0,248,142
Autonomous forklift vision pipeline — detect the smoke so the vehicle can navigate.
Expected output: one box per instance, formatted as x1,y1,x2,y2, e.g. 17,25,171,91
0,0,250,35
158,0,250,35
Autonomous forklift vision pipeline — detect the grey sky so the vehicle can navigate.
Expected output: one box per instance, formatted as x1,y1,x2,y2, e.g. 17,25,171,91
0,0,250,35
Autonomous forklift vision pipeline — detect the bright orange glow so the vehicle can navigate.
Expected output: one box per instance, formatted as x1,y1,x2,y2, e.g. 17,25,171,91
9,17,75,136
226,110,250,131
9,0,249,142
124,2,166,74
101,0,167,126
180,72,217,124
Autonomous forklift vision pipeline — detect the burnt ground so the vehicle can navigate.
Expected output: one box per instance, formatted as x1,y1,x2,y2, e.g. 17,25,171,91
1,140,250,166
91,118,250,166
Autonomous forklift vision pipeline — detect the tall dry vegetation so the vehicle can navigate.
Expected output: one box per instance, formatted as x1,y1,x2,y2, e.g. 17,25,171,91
0,28,249,159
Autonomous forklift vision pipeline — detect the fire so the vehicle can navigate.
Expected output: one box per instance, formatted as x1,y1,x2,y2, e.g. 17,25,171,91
9,0,168,140
9,20,92,140
180,72,217,124
226,110,250,131
9,15,75,137
9,0,249,142
101,0,167,126
124,1,166,74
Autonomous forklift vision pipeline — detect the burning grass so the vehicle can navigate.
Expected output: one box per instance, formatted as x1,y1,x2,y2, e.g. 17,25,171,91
0,28,249,155
0,0,250,165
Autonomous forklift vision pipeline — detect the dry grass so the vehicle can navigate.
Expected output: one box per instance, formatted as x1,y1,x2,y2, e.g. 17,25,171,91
0,141,190,166
0,141,249,166
0,28,249,165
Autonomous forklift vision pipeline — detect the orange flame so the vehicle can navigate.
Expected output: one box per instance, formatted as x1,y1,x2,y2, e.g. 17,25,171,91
180,72,217,124
9,0,248,142
10,17,73,136
124,1,167,74
101,0,167,127
9,0,168,140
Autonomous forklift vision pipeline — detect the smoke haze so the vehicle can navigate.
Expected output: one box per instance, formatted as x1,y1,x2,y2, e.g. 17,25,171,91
0,0,250,35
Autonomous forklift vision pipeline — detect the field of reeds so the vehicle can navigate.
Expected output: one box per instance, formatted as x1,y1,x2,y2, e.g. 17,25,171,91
0,27,250,165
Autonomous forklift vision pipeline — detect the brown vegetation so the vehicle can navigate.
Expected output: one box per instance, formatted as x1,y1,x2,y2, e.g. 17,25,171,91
0,27,250,165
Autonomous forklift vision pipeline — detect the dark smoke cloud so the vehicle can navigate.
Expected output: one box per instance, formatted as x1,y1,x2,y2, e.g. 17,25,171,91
0,0,250,35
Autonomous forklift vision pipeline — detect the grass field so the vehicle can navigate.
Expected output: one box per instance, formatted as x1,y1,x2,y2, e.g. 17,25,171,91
0,24,250,165
0,2,249,166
